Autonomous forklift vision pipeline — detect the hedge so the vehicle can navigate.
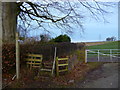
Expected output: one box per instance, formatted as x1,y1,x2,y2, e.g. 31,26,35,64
2,42,85,73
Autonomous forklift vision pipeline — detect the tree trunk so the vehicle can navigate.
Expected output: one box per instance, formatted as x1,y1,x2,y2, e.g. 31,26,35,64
0,1,2,45
0,2,2,89
2,2,17,44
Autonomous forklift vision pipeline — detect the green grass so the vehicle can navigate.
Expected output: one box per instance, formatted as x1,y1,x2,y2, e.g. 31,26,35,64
87,41,119,49
87,41,120,58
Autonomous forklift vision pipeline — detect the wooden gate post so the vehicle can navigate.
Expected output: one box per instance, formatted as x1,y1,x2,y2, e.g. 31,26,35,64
85,50,87,63
16,32,20,79
56,57,59,76
98,50,100,62
52,47,57,76
110,49,112,62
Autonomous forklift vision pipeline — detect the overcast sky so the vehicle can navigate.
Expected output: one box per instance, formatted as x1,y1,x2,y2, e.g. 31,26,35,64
66,2,118,42
71,4,118,42
27,2,118,42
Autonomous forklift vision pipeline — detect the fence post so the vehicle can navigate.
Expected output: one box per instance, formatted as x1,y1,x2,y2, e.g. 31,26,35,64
98,50,100,62
52,47,57,76
85,50,87,63
16,32,20,79
110,49,112,62
56,57,59,76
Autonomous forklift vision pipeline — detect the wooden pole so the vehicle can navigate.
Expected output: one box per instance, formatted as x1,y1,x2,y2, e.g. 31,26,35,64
110,49,113,62
98,50,100,62
52,47,57,76
66,56,69,71
16,32,20,79
85,50,87,63
56,57,59,76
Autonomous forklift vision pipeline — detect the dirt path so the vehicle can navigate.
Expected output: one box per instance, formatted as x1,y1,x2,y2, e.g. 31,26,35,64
5,63,118,88
73,63,118,88
85,42,106,46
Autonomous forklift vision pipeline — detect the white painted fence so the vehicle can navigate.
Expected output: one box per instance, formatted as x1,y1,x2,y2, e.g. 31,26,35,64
85,49,120,63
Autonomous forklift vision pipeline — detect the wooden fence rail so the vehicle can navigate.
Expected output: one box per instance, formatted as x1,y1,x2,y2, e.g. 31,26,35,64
25,54,43,69
25,54,69,76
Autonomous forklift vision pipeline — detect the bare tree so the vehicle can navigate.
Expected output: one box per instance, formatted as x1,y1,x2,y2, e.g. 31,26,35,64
106,36,116,41
40,34,51,42
1,1,116,43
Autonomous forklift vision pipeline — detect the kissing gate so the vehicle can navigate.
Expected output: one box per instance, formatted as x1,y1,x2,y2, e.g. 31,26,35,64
85,49,120,63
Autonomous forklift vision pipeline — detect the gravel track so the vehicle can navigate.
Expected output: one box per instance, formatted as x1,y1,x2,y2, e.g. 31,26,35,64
74,63,118,88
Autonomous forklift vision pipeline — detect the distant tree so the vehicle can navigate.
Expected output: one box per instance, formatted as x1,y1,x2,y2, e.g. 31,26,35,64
106,36,116,41
111,36,116,41
24,37,37,44
51,34,71,43
106,37,111,41
40,34,51,42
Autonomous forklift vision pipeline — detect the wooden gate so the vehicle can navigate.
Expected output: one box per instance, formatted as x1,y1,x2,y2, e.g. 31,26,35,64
56,57,68,76
25,54,43,69
85,49,120,63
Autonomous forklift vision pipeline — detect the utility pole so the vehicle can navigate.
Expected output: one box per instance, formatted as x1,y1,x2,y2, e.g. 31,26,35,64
99,34,101,41
119,2,120,41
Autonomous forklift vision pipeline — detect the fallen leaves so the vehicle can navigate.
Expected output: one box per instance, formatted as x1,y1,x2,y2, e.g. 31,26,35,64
53,62,102,86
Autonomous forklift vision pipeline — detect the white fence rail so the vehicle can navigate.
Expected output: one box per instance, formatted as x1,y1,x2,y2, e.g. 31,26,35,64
85,49,120,63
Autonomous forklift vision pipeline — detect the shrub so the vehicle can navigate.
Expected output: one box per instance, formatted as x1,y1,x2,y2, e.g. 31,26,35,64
2,42,85,73
2,44,16,73
50,34,71,43
2,44,27,73
21,42,85,61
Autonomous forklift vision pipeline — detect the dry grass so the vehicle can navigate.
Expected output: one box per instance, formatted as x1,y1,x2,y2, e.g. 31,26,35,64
52,62,103,87
85,41,107,46
3,61,103,88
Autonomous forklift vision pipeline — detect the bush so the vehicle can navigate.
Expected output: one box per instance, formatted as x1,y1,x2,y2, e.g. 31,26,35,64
2,44,16,73
50,34,71,43
2,42,85,73
21,42,76,61
2,44,27,73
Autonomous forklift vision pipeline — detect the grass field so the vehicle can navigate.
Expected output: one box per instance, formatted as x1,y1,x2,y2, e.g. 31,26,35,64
86,41,120,58
87,41,119,49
